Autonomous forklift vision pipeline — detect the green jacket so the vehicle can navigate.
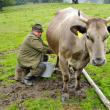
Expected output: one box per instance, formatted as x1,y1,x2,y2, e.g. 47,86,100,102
17,32,49,68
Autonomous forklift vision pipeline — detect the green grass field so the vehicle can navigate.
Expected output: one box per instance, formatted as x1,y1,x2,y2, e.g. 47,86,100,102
0,3,110,110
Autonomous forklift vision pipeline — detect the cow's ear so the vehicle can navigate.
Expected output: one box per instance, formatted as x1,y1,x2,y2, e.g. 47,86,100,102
70,25,87,35
107,26,110,33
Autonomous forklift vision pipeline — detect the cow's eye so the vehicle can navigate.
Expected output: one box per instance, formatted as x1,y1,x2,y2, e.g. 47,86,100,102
86,35,89,39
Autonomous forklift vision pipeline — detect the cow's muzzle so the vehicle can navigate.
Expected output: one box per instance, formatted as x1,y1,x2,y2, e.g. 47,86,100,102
92,58,105,66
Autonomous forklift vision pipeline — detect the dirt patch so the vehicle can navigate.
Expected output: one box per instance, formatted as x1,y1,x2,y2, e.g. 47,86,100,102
0,72,90,110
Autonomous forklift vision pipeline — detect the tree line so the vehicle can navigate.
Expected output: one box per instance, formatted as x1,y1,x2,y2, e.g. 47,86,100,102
0,0,110,11
0,0,63,10
104,0,110,3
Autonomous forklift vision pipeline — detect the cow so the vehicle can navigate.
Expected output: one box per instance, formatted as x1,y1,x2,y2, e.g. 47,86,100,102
46,7,110,101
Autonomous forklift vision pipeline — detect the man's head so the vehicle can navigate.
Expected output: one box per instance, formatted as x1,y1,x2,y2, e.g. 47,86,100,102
32,24,43,37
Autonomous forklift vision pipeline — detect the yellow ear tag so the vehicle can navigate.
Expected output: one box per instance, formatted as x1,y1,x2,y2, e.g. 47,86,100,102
77,31,83,39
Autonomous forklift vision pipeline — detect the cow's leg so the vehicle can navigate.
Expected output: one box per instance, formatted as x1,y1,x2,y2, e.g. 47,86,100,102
59,55,70,101
54,56,59,71
74,70,82,90
74,70,86,98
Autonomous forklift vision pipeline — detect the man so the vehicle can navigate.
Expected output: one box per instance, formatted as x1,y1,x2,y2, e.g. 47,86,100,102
72,0,78,4
15,24,52,86
0,0,3,10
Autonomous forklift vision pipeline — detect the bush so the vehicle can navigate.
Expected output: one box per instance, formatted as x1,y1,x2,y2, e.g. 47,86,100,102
2,0,16,6
0,0,4,10
1,0,27,7
16,0,27,5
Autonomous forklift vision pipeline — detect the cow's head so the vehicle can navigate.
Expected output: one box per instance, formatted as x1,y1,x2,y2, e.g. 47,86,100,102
70,17,110,66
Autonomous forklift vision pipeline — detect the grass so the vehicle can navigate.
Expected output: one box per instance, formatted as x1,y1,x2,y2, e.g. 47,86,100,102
0,53,16,85
6,98,63,110
6,103,19,110
0,3,110,110
24,98,63,110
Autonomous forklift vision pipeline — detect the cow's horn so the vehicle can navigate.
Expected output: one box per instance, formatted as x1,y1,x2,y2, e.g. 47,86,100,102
106,17,110,23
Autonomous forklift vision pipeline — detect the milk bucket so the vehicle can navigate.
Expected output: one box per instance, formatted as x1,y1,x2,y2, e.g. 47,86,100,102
41,62,55,78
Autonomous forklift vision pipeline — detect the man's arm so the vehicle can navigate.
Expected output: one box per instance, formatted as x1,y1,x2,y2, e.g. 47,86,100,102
29,37,53,54
43,43,53,54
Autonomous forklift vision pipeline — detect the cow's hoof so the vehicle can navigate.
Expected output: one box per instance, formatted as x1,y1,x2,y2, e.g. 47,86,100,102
61,93,69,103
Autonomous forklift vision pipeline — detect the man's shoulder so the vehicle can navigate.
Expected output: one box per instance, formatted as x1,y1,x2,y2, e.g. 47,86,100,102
25,33,43,45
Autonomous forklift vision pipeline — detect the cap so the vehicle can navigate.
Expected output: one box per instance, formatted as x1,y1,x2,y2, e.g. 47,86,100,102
32,24,43,32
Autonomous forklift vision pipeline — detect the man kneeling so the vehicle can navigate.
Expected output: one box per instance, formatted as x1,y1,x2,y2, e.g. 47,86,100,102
15,24,52,86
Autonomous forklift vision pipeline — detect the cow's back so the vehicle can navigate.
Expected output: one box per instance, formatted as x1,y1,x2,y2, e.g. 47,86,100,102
46,7,87,54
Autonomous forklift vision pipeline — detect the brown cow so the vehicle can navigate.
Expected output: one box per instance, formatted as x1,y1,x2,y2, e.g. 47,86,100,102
46,7,110,101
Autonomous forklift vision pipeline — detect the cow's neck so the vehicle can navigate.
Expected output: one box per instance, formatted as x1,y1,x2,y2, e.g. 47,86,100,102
67,36,90,70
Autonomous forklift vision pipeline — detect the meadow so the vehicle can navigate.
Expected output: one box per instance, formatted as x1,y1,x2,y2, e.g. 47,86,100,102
0,3,110,110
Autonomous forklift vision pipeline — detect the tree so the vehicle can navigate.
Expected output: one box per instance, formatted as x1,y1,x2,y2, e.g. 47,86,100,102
104,0,110,4
16,0,26,5
4,0,16,6
0,0,4,10
32,0,39,3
